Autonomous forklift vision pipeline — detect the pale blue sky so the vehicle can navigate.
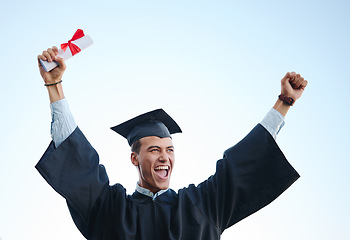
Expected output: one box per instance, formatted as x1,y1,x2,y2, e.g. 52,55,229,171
1,0,349,239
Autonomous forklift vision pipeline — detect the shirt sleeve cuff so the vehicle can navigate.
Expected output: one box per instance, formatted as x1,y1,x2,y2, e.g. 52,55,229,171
50,98,72,117
260,108,285,140
50,98,77,147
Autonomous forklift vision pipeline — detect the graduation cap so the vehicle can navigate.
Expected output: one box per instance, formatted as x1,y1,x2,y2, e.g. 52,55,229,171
111,109,182,146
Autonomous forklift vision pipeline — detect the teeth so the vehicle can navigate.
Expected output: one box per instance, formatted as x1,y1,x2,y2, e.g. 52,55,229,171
155,166,169,170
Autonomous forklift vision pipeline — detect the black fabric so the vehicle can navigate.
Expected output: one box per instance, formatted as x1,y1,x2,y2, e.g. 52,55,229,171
36,124,299,240
110,109,182,146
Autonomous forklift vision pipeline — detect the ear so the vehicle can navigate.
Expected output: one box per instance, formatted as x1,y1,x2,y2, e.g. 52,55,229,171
131,152,139,166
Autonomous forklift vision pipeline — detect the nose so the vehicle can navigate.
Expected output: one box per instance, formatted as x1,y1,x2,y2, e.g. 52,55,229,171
158,151,169,162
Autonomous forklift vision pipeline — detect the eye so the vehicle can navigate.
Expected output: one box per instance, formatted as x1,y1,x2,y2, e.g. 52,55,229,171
150,148,160,152
167,148,174,153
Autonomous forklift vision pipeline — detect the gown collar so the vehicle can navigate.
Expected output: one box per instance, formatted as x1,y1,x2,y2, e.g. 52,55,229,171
136,183,169,200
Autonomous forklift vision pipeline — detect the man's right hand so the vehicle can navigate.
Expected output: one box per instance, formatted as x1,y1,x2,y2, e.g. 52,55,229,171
38,46,66,85
38,46,66,103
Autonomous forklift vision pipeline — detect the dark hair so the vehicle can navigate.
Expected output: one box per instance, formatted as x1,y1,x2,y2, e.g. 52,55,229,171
131,139,141,154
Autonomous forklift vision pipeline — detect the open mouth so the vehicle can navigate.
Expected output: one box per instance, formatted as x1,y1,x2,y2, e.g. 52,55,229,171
154,166,169,179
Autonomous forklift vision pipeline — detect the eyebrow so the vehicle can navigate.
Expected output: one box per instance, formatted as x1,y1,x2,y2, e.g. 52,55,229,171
147,146,174,150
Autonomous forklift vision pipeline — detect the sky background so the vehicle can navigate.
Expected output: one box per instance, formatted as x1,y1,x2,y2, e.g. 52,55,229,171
1,0,350,239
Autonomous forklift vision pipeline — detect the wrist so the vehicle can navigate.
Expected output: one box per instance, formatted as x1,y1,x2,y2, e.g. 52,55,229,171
45,79,62,86
46,81,65,103
278,94,295,106
273,99,291,117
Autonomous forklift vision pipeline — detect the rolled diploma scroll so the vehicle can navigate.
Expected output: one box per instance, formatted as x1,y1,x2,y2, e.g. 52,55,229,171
39,35,93,72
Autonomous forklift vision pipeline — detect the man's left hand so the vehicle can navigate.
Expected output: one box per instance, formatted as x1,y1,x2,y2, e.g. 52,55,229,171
281,72,308,102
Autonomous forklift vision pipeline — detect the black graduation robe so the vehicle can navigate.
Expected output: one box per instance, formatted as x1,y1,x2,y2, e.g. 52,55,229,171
36,124,299,240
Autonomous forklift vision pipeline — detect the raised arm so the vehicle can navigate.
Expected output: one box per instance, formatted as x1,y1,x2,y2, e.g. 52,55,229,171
38,46,76,147
274,72,308,116
38,46,66,103
188,72,306,231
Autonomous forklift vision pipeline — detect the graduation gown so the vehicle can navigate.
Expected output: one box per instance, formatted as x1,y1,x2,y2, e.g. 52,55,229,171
36,124,299,240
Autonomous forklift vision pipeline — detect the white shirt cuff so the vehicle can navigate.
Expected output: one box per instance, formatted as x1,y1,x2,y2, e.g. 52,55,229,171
260,108,285,140
50,98,77,147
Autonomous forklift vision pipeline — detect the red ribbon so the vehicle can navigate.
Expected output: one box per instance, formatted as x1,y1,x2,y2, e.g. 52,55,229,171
61,29,85,56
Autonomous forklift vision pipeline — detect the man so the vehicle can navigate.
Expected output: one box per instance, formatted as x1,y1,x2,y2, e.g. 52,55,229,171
37,46,308,240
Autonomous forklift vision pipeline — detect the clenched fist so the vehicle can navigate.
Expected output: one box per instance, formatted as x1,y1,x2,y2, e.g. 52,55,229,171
280,72,308,102
38,46,66,85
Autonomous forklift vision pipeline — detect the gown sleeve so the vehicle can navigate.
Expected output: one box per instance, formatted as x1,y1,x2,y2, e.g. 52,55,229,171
184,124,300,233
35,127,115,238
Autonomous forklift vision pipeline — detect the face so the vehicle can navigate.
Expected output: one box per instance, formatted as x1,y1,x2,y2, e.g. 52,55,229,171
131,136,175,193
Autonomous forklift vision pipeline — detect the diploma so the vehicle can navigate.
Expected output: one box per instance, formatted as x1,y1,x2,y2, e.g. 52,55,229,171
40,29,93,72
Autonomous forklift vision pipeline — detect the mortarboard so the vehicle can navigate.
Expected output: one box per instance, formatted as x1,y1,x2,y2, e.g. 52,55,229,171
111,109,182,146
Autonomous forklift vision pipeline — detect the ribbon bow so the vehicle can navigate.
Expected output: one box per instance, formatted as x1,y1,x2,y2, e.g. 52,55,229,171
61,29,85,56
